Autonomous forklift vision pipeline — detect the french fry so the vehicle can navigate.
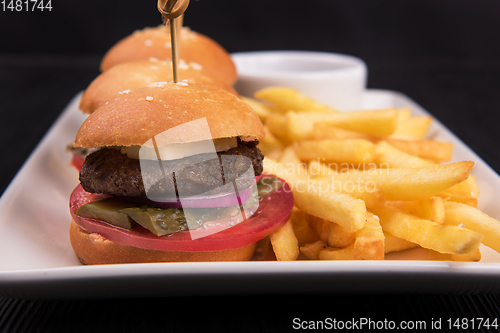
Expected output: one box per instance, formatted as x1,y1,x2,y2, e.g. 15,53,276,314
386,196,445,224
300,240,327,260
257,87,495,262
265,113,293,146
254,87,336,113
252,236,277,261
384,231,419,253
374,141,437,168
352,212,385,260
258,125,284,157
289,208,320,246
451,197,478,208
446,175,480,198
278,146,307,177
319,244,355,260
305,214,355,248
384,138,453,162
450,248,481,262
262,157,285,176
263,158,367,232
263,149,283,162
396,107,412,124
444,201,500,254
372,204,483,255
294,139,376,164
307,160,338,177
304,176,385,210
319,212,385,260
270,220,300,261
318,161,473,201
312,125,454,162
241,96,274,122
391,115,433,140
312,123,374,141
439,175,480,206
312,162,370,174
291,180,367,232
286,108,399,140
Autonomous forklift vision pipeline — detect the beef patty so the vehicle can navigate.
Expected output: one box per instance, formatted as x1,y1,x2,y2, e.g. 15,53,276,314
79,140,264,198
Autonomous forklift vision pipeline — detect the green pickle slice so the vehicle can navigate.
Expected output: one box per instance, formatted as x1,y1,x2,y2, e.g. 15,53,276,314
77,176,284,236
76,197,137,230
120,207,193,236
256,176,283,199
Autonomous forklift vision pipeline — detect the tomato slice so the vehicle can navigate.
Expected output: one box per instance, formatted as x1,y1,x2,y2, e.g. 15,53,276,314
70,175,294,252
71,154,84,171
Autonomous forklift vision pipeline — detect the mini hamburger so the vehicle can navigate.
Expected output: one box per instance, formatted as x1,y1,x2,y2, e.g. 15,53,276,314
69,82,293,264
79,58,238,114
100,26,237,87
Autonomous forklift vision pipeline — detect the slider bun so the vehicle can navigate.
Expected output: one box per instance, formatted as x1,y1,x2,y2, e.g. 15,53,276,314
79,59,239,114
74,82,265,148
100,26,237,86
69,220,257,264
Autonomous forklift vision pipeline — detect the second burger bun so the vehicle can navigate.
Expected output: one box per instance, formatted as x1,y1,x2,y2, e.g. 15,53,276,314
100,26,238,86
74,82,265,149
79,59,239,114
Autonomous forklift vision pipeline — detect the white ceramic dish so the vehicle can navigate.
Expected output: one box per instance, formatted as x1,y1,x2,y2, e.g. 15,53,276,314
232,51,367,111
1,89,500,299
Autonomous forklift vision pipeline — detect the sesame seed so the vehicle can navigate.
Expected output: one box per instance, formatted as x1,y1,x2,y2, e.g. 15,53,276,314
176,82,188,86
459,223,466,228
118,89,131,95
144,39,153,47
146,96,154,101
147,82,166,88
178,59,189,70
189,62,203,70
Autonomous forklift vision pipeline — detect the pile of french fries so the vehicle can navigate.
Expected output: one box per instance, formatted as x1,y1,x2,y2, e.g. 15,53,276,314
243,87,500,262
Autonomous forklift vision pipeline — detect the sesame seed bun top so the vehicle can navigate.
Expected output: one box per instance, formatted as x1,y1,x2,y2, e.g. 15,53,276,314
74,82,264,148
79,59,239,114
100,26,237,86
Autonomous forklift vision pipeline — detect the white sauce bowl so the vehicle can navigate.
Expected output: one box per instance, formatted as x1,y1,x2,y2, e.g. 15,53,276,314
231,51,367,111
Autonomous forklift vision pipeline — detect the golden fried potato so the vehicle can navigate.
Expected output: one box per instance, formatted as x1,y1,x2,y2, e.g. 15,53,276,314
270,220,300,261
372,204,483,255
444,201,500,253
254,87,336,113
318,161,473,201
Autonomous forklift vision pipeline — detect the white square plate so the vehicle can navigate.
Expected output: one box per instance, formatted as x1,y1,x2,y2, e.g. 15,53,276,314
1,88,500,299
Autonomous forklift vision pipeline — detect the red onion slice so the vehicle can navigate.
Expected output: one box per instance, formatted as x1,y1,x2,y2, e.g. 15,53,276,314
125,183,255,208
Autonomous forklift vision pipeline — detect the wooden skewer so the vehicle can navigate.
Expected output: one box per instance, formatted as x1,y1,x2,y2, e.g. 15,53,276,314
157,0,190,83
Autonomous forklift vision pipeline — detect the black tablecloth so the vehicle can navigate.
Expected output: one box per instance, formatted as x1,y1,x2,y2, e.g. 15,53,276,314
1,0,500,331
2,295,500,332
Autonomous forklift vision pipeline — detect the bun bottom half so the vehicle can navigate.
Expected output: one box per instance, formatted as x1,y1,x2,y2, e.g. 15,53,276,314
69,220,257,265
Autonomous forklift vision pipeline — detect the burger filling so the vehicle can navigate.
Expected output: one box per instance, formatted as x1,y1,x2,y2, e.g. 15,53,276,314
76,139,272,236
79,139,264,198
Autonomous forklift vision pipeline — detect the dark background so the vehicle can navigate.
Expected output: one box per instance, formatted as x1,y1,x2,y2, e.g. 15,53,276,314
1,0,500,331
